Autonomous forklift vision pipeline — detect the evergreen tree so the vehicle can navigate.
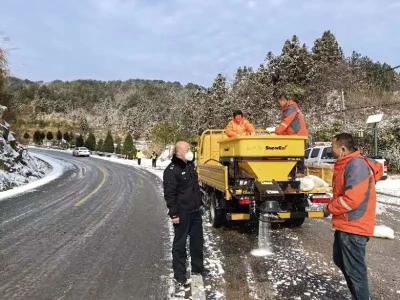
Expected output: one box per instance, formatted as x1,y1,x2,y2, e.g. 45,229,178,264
56,130,63,141
150,122,178,149
63,132,70,142
115,141,122,154
76,134,84,147
33,130,41,144
103,130,114,153
312,31,344,63
97,138,104,152
123,133,135,159
79,116,89,137
39,131,46,143
85,132,96,151
115,136,122,154
274,35,314,89
46,131,54,141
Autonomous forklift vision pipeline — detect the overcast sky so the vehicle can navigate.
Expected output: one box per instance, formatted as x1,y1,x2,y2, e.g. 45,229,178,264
1,0,399,86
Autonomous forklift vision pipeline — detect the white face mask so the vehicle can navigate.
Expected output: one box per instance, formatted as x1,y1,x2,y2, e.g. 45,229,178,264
185,150,194,161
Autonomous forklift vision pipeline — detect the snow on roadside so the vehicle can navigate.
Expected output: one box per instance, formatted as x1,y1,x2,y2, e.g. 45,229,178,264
262,228,350,299
376,178,400,205
0,152,71,201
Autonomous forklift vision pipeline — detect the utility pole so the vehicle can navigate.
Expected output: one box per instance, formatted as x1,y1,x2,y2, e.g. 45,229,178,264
341,89,346,126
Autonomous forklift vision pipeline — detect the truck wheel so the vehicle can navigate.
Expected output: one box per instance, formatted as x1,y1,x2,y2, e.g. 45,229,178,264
284,217,305,228
209,192,225,228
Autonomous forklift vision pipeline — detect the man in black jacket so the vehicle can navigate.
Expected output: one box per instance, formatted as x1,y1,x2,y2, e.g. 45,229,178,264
163,141,204,285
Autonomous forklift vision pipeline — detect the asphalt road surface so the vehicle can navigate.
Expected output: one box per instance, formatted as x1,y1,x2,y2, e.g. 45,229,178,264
203,198,400,299
1,149,399,300
0,149,171,300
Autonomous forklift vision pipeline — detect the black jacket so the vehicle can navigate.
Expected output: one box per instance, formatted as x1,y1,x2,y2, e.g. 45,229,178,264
163,155,202,218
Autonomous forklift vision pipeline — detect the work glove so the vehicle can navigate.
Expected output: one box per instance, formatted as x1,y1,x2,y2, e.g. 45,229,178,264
266,127,275,134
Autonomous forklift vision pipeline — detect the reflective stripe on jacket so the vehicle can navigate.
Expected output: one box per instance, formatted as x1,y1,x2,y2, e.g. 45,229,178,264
328,151,377,236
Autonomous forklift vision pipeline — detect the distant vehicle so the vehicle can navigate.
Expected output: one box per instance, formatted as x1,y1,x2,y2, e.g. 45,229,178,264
305,142,387,180
305,142,335,166
73,147,90,157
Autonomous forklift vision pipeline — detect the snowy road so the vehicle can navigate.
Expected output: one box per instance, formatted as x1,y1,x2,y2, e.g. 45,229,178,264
0,149,171,299
1,149,398,299
202,195,400,299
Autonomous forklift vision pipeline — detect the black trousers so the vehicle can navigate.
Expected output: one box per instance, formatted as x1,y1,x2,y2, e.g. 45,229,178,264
137,158,141,165
172,211,204,282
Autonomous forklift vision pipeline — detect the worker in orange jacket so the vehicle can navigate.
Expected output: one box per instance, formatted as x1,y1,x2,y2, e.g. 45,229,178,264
325,133,383,300
275,95,308,136
225,110,255,138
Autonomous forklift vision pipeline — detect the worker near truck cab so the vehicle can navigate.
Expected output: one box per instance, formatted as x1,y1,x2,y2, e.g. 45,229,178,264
324,133,383,300
225,110,255,137
163,141,204,287
275,95,308,136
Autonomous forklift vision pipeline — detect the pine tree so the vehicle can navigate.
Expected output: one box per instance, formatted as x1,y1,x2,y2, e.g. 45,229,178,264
115,141,122,154
275,35,314,89
79,116,89,137
46,131,54,141
85,132,96,151
39,131,46,143
103,130,114,153
33,130,41,144
97,138,104,151
123,133,135,159
208,73,230,128
63,132,70,142
312,31,344,63
76,134,84,147
56,130,63,141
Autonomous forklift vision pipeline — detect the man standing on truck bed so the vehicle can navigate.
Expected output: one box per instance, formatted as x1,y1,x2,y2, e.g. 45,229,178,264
163,141,204,287
325,133,383,300
275,94,308,136
225,110,255,137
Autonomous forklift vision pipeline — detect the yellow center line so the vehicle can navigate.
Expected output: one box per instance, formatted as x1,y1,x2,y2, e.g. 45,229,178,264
74,167,108,207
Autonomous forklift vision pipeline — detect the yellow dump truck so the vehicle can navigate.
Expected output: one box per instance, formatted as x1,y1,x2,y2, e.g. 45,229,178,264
197,130,331,228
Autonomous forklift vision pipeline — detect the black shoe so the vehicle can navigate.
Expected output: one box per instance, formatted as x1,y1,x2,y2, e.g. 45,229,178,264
191,269,210,277
174,278,188,285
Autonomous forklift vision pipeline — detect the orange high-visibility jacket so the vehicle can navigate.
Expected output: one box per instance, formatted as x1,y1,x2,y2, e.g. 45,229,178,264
225,118,255,137
328,151,379,237
275,100,308,136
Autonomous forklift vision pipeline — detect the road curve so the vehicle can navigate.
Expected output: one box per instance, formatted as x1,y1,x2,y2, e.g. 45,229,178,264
0,149,170,300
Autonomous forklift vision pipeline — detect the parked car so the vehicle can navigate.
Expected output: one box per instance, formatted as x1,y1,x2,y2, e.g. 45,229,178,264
305,142,388,179
73,147,90,157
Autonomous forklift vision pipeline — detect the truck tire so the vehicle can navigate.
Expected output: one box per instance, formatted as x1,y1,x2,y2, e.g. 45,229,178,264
209,191,226,228
284,217,305,228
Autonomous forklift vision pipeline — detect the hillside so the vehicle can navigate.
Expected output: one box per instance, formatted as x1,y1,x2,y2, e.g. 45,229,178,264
2,31,400,170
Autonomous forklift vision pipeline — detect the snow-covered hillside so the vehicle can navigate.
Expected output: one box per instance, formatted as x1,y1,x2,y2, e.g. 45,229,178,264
0,106,51,191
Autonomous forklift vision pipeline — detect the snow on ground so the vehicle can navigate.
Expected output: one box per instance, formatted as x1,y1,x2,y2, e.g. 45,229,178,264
374,225,395,239
376,178,400,206
0,144,51,191
0,152,72,201
261,227,350,300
